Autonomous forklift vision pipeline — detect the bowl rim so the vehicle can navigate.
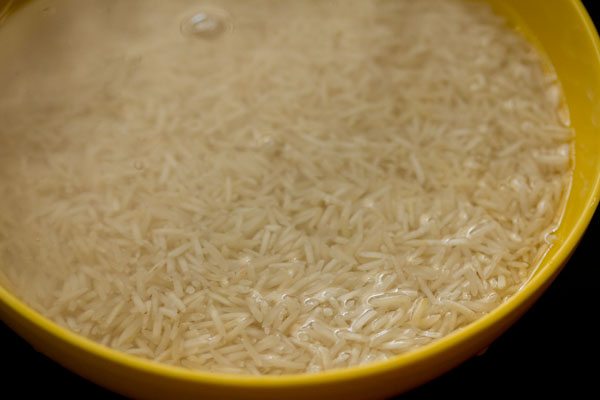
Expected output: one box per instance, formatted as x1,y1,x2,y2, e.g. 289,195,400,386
1,0,599,390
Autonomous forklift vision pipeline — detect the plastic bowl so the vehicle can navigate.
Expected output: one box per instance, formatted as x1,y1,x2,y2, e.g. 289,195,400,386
1,0,599,399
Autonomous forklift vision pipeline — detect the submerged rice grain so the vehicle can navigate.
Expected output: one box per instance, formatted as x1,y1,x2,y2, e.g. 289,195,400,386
0,0,572,374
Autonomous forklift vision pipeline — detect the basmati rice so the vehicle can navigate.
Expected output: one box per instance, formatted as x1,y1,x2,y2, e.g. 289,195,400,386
0,0,572,375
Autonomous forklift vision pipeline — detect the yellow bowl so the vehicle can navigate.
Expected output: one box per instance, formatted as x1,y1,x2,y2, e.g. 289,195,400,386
1,0,599,399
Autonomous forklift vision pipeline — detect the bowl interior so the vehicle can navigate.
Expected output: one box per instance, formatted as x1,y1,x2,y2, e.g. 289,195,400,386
0,1,599,399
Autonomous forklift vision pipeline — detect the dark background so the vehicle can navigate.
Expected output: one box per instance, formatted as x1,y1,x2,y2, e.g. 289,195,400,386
1,1,598,398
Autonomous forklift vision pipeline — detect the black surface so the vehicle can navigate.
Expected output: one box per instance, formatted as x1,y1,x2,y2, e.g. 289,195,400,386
2,1,599,399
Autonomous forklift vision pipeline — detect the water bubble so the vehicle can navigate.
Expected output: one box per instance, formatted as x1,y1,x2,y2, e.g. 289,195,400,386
180,7,232,39
335,351,351,363
307,364,322,373
304,298,319,309
419,213,432,226
185,285,196,294
255,135,283,157
323,307,334,317
190,13,220,33
544,233,557,245
239,255,252,265
134,160,145,170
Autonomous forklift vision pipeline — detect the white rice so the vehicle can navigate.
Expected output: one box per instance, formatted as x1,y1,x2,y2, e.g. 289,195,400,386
0,0,572,374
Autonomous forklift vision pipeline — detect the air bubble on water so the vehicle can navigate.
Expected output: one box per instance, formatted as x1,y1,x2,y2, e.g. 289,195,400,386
185,285,196,294
343,299,355,309
304,298,319,309
180,7,232,39
335,351,351,363
419,213,432,226
239,255,252,265
134,160,145,170
323,307,334,317
544,232,557,245
191,13,219,32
